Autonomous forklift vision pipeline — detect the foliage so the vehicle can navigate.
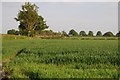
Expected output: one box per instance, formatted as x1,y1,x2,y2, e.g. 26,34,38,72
39,30,53,35
79,31,87,36
7,29,19,35
34,16,48,31
61,31,68,36
68,29,78,36
15,2,48,37
103,32,114,37
88,31,94,36
116,31,120,37
96,31,102,37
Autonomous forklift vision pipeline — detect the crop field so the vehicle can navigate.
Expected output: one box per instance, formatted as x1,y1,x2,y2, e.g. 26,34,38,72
2,36,120,78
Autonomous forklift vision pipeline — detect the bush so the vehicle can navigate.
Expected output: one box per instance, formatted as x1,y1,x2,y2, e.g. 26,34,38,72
116,31,120,37
61,31,68,36
7,29,19,35
103,32,114,37
68,29,78,36
96,31,102,37
88,31,94,36
79,31,87,36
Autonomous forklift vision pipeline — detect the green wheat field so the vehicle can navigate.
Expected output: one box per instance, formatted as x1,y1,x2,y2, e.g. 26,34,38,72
1,35,120,78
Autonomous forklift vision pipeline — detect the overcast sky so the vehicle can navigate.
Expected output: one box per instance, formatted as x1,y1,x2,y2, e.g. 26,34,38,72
1,2,118,34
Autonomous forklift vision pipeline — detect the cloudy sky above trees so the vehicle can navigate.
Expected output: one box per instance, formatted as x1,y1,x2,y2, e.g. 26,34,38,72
0,0,119,34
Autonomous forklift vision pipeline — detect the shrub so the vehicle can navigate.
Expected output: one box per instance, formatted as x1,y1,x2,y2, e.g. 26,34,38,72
96,31,102,37
68,29,78,36
103,32,114,37
88,31,94,36
7,29,19,35
79,31,87,36
116,31,120,37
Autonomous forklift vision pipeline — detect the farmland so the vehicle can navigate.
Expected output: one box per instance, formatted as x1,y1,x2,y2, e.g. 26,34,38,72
1,35,120,78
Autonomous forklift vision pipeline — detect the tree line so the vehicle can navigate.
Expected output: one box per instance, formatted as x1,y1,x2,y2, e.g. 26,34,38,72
63,29,120,37
67,29,120,37
7,28,120,37
7,2,120,37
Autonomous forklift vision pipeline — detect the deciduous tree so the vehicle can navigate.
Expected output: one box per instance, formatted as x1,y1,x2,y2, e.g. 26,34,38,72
15,2,48,37
96,31,102,37
79,31,87,36
68,29,78,36
88,31,94,36
103,32,114,37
